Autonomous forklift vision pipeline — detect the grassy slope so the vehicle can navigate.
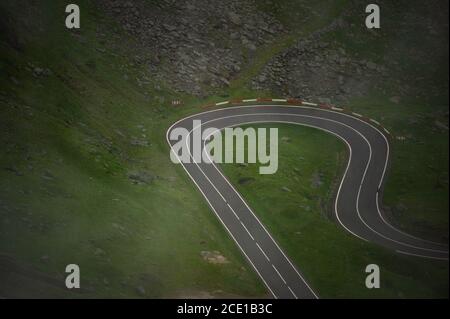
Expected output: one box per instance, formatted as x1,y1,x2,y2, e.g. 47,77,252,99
0,0,266,298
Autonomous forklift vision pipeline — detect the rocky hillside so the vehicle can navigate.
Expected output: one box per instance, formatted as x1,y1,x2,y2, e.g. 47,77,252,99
95,0,448,105
97,0,285,96
253,0,449,103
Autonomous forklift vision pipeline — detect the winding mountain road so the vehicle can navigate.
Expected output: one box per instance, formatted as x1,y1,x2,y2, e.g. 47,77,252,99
167,102,449,299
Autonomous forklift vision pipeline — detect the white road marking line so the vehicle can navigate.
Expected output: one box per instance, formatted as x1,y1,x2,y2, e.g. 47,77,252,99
243,99,257,102
226,203,240,221
301,101,317,106
241,221,255,240
352,112,363,117
325,114,450,254
166,134,278,299
288,286,298,299
374,129,448,247
216,101,229,106
198,103,447,249
197,120,358,299
272,265,287,284
256,242,271,262
275,107,442,248
199,111,448,254
396,250,449,261
186,134,228,203
201,114,366,244
272,99,287,102
268,100,447,248
167,101,449,298
334,109,448,248
331,106,344,111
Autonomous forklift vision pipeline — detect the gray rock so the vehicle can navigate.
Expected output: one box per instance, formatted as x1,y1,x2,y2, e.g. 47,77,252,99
366,61,378,70
389,96,401,104
41,170,55,181
228,12,242,26
94,247,106,256
238,177,255,185
128,171,155,185
311,172,323,188
317,98,331,104
136,285,146,296
435,120,449,131
130,138,150,147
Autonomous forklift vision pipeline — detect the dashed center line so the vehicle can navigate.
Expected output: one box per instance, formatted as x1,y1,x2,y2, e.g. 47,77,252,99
168,99,445,298
241,221,255,240
288,286,298,299
256,242,271,262
272,265,287,284
226,203,241,220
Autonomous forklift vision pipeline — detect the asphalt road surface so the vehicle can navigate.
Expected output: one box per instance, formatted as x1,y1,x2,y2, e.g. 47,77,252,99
167,103,449,299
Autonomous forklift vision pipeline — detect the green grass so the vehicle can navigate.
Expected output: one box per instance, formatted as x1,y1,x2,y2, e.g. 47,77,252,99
220,124,448,298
